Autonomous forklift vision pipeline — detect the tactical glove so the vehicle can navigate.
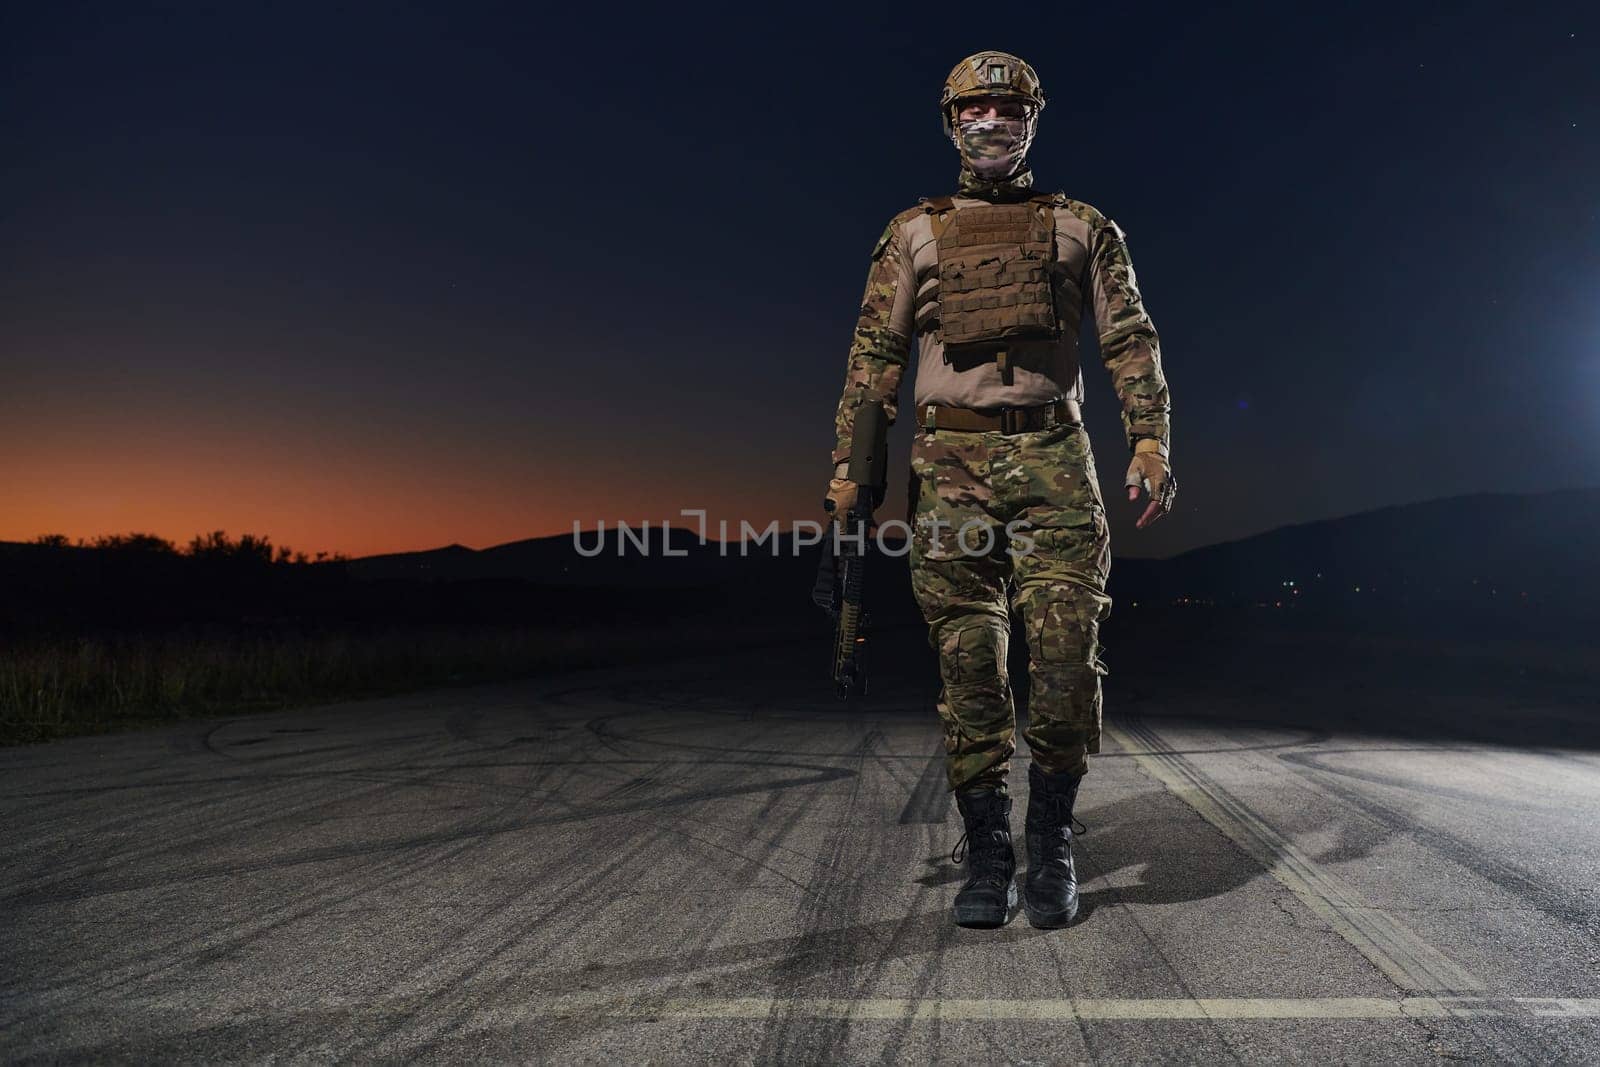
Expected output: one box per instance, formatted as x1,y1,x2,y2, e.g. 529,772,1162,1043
1124,439,1176,526
825,461,858,517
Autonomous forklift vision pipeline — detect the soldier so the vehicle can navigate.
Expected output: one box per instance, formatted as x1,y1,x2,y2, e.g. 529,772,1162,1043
824,51,1175,929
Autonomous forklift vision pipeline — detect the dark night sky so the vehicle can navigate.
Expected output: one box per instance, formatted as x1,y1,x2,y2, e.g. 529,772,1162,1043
4,2,1597,558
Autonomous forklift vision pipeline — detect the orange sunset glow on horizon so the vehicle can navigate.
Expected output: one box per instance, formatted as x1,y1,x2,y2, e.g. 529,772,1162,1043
3,372,831,558
2,452,820,559
3,436,837,559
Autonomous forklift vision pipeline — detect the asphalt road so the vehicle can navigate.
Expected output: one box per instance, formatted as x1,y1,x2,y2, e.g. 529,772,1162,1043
3,619,1599,1063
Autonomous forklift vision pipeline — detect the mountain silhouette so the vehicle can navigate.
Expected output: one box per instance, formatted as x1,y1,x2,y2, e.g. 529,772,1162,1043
343,489,1599,624
6,488,1594,635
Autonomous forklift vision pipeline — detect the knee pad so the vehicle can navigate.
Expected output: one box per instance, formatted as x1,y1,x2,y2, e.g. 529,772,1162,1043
935,615,1010,688
1015,582,1108,667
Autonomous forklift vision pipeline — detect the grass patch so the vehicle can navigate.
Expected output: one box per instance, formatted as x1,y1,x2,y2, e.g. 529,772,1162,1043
0,620,808,745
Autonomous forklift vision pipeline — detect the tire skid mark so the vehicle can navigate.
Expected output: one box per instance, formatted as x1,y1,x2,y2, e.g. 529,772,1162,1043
5,715,570,1006
1276,752,1600,934
365,704,839,1057
331,715,641,1059
751,728,883,1064
1074,829,1250,1063
0,732,478,903
1109,715,1482,995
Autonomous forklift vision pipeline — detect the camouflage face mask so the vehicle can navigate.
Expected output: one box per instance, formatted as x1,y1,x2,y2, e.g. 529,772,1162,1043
953,116,1035,180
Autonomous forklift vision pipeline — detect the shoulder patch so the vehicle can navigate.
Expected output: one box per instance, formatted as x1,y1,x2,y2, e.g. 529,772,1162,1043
870,205,924,260
870,222,895,260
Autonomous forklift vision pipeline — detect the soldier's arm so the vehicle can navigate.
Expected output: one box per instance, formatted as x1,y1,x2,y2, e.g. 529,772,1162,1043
831,216,916,468
1088,217,1171,456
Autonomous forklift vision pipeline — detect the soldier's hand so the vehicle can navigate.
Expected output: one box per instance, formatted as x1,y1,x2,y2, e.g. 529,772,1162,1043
1124,442,1175,529
825,477,859,518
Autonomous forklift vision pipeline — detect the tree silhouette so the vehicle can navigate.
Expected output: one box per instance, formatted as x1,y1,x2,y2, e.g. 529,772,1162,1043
91,533,177,553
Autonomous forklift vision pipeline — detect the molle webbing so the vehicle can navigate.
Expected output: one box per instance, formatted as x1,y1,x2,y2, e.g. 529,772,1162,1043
933,199,1059,348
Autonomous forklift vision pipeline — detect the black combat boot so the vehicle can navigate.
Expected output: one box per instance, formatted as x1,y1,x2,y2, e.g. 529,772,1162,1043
950,786,1018,928
1023,761,1084,928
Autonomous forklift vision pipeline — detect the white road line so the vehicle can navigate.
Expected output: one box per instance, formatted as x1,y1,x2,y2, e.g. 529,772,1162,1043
529,995,1600,1021
7,992,1597,1024
1105,718,1484,993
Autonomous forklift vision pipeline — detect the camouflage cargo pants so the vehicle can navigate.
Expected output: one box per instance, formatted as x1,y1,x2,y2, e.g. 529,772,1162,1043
908,418,1113,792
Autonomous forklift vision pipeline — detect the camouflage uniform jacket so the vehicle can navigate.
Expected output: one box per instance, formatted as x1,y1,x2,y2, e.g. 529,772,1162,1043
831,186,1170,466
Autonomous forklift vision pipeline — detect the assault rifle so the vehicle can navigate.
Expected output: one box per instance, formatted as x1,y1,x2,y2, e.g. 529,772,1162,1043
813,399,889,700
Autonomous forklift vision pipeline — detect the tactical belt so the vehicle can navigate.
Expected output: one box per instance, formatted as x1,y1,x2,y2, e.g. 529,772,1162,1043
916,397,1080,435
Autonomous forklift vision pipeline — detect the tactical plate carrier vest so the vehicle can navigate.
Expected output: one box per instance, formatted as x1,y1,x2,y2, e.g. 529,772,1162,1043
920,193,1063,385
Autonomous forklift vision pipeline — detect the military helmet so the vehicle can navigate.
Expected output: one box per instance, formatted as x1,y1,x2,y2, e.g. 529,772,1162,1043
940,51,1046,135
